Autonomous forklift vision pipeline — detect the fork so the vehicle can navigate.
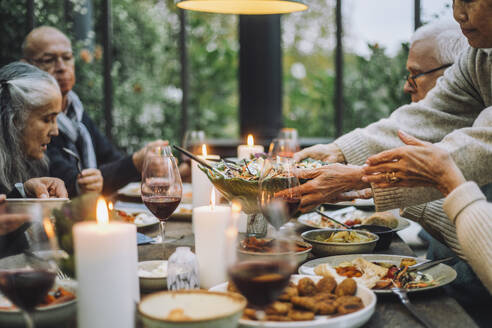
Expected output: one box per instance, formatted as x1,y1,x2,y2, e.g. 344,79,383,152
56,267,70,281
391,287,435,328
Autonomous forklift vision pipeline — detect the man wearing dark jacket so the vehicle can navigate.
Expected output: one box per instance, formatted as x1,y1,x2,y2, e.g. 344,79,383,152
22,26,164,197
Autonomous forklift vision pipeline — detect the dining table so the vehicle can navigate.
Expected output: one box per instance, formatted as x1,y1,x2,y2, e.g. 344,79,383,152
135,218,478,328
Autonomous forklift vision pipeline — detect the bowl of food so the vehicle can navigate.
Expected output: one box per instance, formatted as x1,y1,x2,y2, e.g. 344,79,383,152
301,229,378,257
138,290,247,328
138,261,168,292
354,225,394,250
237,237,312,265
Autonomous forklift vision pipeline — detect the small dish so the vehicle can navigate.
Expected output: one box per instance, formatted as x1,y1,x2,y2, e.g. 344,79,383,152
138,261,168,291
237,239,312,265
354,225,394,250
301,229,378,257
138,290,246,328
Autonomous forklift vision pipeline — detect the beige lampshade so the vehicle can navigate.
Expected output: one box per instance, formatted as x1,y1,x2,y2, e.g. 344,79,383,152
176,0,308,15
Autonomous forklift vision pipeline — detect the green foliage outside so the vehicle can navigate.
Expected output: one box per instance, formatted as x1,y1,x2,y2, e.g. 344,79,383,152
0,0,409,151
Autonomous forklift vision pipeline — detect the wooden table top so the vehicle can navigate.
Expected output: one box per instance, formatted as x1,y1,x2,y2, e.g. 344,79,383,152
137,219,478,328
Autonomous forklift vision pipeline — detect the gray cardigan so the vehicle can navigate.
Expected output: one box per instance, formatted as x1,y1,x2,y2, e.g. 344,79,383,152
334,46,492,210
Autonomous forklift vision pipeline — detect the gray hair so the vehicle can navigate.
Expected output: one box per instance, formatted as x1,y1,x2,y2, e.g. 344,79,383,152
0,62,60,192
410,20,468,65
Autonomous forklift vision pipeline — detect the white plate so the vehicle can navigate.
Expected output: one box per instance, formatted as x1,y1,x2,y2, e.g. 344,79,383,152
114,202,191,225
298,254,457,294
209,274,376,328
117,183,192,204
117,182,141,197
298,210,410,232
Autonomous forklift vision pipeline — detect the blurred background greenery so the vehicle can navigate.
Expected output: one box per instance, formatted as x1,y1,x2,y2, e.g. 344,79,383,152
0,0,410,152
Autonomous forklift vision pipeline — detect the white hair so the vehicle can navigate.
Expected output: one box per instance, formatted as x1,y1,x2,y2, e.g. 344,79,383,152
0,62,60,192
410,20,468,65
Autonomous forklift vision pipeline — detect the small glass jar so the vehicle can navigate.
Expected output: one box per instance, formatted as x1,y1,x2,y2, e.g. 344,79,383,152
167,247,200,290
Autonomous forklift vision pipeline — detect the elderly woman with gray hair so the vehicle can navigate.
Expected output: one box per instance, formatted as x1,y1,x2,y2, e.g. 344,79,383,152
0,62,67,198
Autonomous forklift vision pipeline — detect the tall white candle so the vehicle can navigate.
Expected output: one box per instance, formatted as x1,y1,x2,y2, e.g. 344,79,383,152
73,198,138,328
192,145,219,224
193,189,231,289
237,134,264,160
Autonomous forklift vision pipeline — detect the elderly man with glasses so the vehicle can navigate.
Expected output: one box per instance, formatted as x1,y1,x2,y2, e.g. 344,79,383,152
22,26,167,197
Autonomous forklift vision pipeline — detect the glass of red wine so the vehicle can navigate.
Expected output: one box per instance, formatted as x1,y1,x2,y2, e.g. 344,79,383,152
268,138,298,159
0,202,61,328
141,145,182,248
227,199,297,323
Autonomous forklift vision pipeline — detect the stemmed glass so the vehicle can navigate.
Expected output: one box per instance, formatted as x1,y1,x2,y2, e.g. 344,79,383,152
0,202,60,328
141,146,182,247
259,157,302,228
182,130,206,163
268,138,298,159
227,200,296,323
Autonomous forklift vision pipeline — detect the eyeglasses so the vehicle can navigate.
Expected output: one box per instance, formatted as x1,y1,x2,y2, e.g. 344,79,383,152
28,53,74,71
405,63,452,89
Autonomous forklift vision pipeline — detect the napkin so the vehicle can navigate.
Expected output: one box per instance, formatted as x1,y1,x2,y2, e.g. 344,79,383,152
137,232,153,245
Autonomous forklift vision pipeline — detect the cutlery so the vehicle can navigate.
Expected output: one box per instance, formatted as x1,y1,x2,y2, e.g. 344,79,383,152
173,145,227,178
62,147,82,174
391,287,436,328
315,209,351,229
407,257,454,272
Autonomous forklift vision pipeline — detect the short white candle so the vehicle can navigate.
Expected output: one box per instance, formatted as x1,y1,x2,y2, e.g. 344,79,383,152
193,189,231,288
238,134,264,160
73,198,138,328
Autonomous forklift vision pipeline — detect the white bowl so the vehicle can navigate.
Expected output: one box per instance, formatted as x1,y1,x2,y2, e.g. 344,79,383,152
237,240,312,265
138,290,247,328
138,261,168,291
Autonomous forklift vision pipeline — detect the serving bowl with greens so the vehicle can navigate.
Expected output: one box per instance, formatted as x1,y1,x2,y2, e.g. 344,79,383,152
301,228,379,256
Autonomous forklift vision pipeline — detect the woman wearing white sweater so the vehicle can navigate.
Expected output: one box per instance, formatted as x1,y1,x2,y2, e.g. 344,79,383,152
362,129,492,295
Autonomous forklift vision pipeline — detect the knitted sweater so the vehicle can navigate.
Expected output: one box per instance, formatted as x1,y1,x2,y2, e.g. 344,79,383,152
334,47,492,210
443,181,492,294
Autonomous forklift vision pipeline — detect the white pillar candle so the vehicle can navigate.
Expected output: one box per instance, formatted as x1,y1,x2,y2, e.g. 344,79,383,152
193,192,231,289
237,134,264,160
192,145,220,230
73,199,138,328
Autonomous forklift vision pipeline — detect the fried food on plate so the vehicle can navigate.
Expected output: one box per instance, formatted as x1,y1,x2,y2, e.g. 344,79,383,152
290,296,318,312
278,286,298,302
335,278,357,296
288,309,316,321
297,277,317,296
316,276,337,293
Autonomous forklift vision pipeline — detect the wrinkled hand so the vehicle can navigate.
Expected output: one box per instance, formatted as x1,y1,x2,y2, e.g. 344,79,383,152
362,130,466,196
133,139,169,172
0,194,30,235
24,177,68,198
276,163,369,212
293,143,346,163
77,168,103,194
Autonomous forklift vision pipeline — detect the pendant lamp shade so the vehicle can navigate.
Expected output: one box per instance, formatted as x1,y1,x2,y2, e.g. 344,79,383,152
176,0,308,15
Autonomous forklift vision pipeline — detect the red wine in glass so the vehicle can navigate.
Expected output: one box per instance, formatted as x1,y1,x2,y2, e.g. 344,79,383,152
142,196,181,221
0,269,56,311
229,261,293,308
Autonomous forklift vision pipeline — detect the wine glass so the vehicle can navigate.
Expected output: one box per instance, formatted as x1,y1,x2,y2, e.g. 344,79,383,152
226,199,296,323
141,146,183,247
278,128,300,152
259,157,302,229
268,138,298,159
0,202,61,328
182,130,206,162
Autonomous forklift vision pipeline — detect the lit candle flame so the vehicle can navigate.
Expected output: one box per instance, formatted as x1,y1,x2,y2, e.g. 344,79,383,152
43,218,55,239
247,134,254,146
210,188,216,209
202,144,208,157
108,202,113,211
96,197,109,225
231,199,242,214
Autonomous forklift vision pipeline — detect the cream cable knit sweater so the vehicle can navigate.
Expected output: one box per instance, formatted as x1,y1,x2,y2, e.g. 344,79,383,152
442,181,492,294
334,47,492,211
